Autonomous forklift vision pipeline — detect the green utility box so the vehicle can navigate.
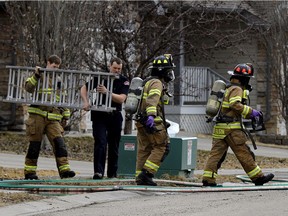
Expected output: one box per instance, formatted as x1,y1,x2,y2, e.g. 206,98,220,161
118,135,197,178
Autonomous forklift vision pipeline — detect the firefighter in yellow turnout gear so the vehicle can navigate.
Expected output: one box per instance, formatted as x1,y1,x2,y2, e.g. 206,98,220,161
24,55,75,180
202,63,274,186
135,54,175,186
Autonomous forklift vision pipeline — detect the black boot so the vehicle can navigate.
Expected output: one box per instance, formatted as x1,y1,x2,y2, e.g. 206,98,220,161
136,169,157,186
60,170,76,179
253,173,274,186
202,180,217,187
25,173,38,180
93,173,103,180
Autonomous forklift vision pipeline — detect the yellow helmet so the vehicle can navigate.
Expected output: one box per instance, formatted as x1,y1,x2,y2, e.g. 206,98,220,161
150,54,175,82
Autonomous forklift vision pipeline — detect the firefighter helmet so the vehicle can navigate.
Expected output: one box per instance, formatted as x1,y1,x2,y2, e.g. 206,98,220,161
150,54,176,82
228,63,254,77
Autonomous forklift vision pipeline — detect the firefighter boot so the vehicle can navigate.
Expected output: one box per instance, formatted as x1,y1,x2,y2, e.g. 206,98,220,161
25,173,38,180
136,169,157,186
202,180,217,187
253,173,274,186
60,170,76,179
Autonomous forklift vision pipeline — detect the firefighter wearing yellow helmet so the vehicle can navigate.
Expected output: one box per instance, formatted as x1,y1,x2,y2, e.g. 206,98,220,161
202,63,274,186
135,54,175,186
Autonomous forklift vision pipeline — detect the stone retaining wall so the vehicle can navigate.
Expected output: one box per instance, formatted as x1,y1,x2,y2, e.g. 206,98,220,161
258,135,288,146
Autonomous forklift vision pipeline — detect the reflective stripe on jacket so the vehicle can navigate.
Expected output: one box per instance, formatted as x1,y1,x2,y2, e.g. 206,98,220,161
28,107,70,121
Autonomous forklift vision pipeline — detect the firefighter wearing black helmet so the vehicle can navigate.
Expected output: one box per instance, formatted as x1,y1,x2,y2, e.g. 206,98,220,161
202,63,274,186
135,54,175,186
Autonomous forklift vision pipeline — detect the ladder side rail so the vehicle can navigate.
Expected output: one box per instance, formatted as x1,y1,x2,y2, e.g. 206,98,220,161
6,65,113,76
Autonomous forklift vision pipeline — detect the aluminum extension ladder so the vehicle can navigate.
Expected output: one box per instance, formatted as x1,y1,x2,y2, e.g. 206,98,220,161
3,66,118,112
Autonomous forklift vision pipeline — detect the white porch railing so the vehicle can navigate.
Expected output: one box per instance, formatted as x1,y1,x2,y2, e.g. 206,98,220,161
169,66,229,106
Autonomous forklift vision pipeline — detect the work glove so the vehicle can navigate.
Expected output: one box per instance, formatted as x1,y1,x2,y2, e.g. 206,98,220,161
145,116,155,128
35,66,42,78
250,109,261,119
60,119,68,130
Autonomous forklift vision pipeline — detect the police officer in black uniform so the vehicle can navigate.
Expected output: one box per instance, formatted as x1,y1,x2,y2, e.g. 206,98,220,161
81,57,130,179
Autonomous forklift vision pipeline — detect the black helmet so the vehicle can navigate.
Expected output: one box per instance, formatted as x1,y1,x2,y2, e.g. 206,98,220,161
150,54,175,82
228,63,254,77
228,63,254,90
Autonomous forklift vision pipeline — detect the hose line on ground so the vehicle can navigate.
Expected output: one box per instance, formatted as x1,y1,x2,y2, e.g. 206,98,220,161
1,178,288,195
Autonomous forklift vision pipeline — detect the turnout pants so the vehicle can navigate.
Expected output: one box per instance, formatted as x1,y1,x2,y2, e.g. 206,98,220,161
203,130,264,184
135,124,169,176
24,114,71,175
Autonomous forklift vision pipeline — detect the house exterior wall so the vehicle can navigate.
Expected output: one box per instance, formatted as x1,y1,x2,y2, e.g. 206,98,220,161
167,37,279,135
184,38,259,108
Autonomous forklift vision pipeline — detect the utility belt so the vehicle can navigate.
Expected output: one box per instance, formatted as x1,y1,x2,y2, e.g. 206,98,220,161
28,106,65,121
216,115,240,123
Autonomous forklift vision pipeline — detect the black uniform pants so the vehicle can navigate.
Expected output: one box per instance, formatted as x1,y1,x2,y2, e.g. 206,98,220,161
92,111,123,178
